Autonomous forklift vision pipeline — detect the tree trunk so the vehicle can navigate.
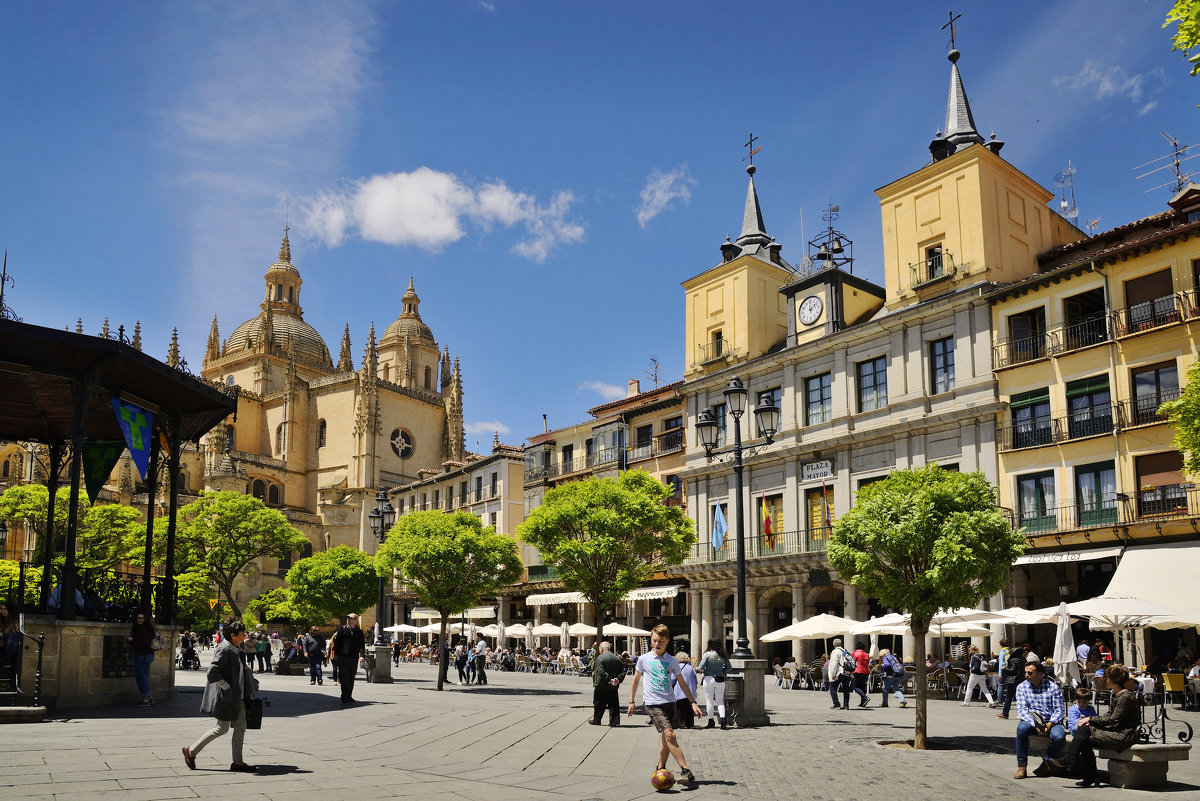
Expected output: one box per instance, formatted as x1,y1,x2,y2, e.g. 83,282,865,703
436,615,448,691
218,579,241,620
912,620,929,749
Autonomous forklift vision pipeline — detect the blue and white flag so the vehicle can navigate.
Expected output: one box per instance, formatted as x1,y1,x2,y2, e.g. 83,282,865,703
711,504,728,551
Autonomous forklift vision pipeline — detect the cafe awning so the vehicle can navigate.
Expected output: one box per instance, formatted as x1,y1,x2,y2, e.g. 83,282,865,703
1103,542,1200,628
524,585,681,606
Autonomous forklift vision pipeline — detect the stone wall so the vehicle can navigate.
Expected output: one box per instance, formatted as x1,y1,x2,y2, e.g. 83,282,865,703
15,615,177,709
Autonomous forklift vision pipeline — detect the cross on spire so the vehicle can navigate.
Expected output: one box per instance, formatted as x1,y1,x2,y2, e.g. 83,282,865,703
942,10,962,51
742,132,760,165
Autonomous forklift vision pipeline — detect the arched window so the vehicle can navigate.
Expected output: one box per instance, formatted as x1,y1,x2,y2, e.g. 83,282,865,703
1,459,8,478
287,286,293,303
225,426,236,450
268,484,280,506
274,284,283,301
176,472,187,492
424,365,432,389
252,479,266,500
275,424,284,455
382,363,390,382
317,419,327,448
301,541,313,558
225,375,235,386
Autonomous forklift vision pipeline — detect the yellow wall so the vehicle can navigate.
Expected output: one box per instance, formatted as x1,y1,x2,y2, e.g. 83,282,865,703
682,255,792,376
878,144,1079,310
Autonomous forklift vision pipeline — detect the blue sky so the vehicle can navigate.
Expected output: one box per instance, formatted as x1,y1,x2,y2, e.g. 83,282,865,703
2,1,1196,450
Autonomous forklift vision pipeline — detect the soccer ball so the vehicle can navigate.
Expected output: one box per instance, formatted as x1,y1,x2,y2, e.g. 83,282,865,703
651,768,675,791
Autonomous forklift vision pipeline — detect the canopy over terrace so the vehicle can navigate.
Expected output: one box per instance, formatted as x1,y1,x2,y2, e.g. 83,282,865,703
0,319,238,621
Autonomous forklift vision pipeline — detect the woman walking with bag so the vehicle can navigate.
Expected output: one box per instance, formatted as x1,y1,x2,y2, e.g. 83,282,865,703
183,620,260,772
127,609,160,707
962,645,996,707
696,638,732,729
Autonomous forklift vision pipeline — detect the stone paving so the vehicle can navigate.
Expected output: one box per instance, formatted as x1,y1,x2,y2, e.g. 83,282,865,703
1,658,1197,800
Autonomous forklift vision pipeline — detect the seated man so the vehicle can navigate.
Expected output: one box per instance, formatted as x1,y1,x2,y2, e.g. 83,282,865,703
1013,660,1066,779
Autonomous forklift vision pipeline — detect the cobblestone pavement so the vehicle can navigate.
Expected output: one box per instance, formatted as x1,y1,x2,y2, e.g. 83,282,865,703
1,658,1197,800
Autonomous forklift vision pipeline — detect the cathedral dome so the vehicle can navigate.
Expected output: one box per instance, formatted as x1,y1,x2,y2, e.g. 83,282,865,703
381,277,436,347
225,311,333,367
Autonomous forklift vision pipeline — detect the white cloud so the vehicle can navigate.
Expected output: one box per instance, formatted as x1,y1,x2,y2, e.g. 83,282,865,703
578,380,624,400
465,420,511,435
635,163,697,228
1052,60,1165,115
301,170,584,262
479,1,496,10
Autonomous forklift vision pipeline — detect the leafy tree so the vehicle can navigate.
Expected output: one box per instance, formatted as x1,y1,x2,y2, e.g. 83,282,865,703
827,465,1022,750
167,491,308,619
1160,359,1200,474
175,569,221,631
248,586,306,627
377,510,523,691
78,503,143,572
286,545,378,625
516,470,694,641
0,560,42,606
1165,1,1200,78
0,484,74,564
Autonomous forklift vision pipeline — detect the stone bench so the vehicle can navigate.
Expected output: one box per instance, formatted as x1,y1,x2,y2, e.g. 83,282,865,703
1098,743,1191,789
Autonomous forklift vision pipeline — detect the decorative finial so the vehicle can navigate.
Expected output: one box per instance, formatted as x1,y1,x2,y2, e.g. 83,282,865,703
167,327,180,368
101,317,110,339
132,321,142,351
278,225,292,263
75,317,83,334
742,131,760,172
942,10,962,56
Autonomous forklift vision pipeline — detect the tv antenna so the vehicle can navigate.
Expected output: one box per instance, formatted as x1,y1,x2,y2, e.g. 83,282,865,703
644,358,661,389
1052,161,1079,223
1135,131,1199,195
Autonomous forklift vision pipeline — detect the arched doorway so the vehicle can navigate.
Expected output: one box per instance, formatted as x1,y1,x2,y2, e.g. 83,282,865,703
761,587,794,666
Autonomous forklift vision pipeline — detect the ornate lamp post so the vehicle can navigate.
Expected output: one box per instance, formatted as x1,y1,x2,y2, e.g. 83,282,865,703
694,376,779,659
368,489,395,684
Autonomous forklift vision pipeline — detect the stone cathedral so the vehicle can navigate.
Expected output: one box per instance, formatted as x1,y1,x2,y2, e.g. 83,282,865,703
194,229,467,610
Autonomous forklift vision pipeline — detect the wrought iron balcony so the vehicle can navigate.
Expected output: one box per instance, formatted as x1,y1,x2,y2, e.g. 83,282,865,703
1118,390,1180,427
1113,294,1182,336
681,526,830,565
998,404,1119,451
1054,316,1111,354
1014,483,1199,540
909,251,956,289
993,332,1052,369
629,429,685,462
697,339,729,365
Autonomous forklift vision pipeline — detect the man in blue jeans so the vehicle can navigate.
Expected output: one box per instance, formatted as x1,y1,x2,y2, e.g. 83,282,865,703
1013,660,1066,779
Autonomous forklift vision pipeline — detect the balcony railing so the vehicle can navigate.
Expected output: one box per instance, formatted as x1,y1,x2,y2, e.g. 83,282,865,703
909,251,956,289
681,527,830,565
1015,483,1200,538
1113,294,1182,336
993,333,1051,368
1119,390,1180,427
997,403,1127,451
1055,315,1111,354
629,429,685,462
697,339,729,365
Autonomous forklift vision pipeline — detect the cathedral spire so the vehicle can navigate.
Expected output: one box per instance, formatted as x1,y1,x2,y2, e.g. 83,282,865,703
132,321,142,351
447,356,464,461
278,225,292,263
337,323,354,372
205,315,221,366
262,301,275,351
167,327,180,368
735,164,770,248
101,317,111,339
440,346,452,395
75,317,83,334
363,322,378,378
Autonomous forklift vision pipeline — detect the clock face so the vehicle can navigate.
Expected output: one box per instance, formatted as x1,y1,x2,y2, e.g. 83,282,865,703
799,295,823,326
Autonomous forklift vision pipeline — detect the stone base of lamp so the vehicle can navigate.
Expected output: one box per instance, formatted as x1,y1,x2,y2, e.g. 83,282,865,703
727,657,770,727
370,644,393,683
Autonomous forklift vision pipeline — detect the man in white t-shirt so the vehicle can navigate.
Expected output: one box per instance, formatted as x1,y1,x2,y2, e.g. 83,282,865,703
627,624,701,786
472,633,489,686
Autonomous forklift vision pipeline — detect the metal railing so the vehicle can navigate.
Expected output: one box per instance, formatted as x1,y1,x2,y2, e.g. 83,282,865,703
997,402,1135,451
1113,294,1183,336
909,251,956,289
1015,483,1200,537
697,339,728,365
629,429,685,462
4,562,176,622
1119,390,1180,427
1055,316,1111,354
682,527,830,565
993,333,1051,368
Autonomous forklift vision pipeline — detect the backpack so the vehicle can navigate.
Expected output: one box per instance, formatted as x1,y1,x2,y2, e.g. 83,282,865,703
840,648,855,673
884,654,901,676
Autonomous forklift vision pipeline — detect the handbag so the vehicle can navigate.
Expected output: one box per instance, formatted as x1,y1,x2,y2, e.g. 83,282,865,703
244,697,263,730
151,634,166,651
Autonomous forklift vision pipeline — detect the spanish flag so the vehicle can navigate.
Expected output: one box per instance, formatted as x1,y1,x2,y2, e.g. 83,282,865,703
762,493,774,550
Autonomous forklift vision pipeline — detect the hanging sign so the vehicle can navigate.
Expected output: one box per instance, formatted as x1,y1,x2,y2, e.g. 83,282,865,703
112,396,154,479
82,440,126,503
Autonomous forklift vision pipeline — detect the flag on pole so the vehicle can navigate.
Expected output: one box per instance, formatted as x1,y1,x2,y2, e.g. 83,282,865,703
711,504,727,551
762,493,774,550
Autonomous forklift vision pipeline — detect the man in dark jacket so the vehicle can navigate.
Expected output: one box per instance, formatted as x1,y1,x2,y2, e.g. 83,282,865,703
590,641,625,726
302,626,326,686
335,613,367,703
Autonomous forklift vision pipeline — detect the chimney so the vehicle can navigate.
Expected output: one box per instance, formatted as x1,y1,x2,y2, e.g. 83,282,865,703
627,379,640,397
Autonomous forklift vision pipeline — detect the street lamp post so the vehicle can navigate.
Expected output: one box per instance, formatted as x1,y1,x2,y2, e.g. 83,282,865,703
368,488,395,683
695,376,778,726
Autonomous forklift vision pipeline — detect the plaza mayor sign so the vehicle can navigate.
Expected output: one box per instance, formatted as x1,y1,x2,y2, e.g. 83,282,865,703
802,459,833,482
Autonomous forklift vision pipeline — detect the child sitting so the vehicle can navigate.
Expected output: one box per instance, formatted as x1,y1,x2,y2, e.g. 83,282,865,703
1068,686,1098,734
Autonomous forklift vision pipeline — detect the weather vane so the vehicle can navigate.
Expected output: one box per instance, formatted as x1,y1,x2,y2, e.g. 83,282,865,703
742,132,761,166
943,10,962,51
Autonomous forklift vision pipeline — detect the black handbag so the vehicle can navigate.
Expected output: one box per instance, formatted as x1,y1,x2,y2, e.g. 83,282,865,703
244,697,263,730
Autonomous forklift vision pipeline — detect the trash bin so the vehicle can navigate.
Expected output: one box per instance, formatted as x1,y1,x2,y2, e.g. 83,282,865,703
723,673,743,722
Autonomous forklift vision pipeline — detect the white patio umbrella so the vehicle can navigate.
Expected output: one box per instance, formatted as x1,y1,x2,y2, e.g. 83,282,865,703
467,622,477,642
849,614,907,636
383,623,421,633
479,624,499,638
569,622,598,636
760,613,860,642
598,623,652,636
928,607,1008,626
504,623,529,638
990,606,1062,626
531,623,562,638
560,621,571,649
1052,601,1081,687
1065,596,1181,630
525,626,534,652
496,623,506,642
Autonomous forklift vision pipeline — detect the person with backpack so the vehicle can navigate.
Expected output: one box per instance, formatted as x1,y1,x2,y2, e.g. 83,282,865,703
826,638,855,710
878,648,907,708
961,644,997,707
998,642,1028,719
696,638,732,729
